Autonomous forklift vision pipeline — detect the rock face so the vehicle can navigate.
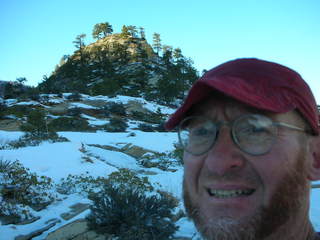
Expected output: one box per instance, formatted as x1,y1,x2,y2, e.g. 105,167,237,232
45,219,105,240
60,203,90,221
15,219,61,240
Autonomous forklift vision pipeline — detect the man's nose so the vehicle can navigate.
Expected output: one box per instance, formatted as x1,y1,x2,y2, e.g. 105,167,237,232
203,127,246,176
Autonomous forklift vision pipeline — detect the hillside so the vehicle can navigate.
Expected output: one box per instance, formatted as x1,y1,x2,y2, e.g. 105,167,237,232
37,29,199,105
0,93,199,239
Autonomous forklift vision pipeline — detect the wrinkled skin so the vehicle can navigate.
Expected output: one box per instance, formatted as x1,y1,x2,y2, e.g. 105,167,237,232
182,97,320,240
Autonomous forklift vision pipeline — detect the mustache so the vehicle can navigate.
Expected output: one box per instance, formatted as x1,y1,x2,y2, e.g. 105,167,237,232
199,168,262,187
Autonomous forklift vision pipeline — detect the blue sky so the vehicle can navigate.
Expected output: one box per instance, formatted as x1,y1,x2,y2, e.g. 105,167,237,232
0,0,319,103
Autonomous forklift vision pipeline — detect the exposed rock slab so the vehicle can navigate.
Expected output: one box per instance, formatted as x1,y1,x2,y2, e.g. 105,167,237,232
60,203,90,221
45,218,105,240
15,219,60,240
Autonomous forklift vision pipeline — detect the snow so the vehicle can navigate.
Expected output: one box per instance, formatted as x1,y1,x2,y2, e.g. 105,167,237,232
69,102,98,109
15,101,42,106
47,98,64,104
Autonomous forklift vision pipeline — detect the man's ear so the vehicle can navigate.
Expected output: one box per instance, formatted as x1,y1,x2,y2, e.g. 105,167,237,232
308,135,320,181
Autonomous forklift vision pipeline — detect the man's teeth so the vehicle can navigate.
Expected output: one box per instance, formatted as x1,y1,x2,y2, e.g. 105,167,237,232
208,189,254,198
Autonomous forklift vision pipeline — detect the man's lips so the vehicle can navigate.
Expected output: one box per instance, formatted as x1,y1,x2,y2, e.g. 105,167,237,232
205,184,256,199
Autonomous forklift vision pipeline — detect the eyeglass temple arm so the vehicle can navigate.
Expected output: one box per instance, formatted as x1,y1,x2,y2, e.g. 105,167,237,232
276,122,306,132
312,184,320,189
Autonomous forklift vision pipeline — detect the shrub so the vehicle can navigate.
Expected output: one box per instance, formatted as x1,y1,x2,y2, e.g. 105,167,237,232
56,168,153,196
3,132,69,149
139,152,180,171
169,144,184,165
56,174,109,196
20,109,48,134
103,117,128,132
153,121,166,132
67,107,82,117
137,123,154,132
131,110,164,124
0,159,55,223
66,92,82,101
0,102,7,119
103,102,126,116
86,185,179,240
107,168,154,193
137,121,166,132
48,116,91,131
3,105,29,118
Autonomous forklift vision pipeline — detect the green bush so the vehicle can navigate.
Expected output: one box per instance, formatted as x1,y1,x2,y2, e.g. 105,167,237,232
56,168,153,197
131,110,164,124
0,159,55,223
139,152,180,171
107,168,154,192
137,123,154,132
86,185,179,240
3,105,30,118
169,144,184,165
67,107,82,117
137,121,166,132
3,132,69,149
56,174,109,196
66,92,82,101
104,118,128,132
48,116,92,131
104,102,126,116
0,102,7,118
20,109,48,134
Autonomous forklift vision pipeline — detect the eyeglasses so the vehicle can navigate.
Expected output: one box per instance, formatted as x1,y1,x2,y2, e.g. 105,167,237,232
178,114,306,156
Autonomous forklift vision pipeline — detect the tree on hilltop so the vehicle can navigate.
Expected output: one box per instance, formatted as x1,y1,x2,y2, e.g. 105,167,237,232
152,33,162,55
73,34,86,50
139,27,146,39
16,77,27,85
92,22,113,39
122,25,138,38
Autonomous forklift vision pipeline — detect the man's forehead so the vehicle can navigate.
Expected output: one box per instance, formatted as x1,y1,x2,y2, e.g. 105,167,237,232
189,96,267,119
188,96,305,126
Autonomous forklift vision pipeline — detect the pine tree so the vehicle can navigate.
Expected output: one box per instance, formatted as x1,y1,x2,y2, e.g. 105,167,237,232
127,25,138,38
139,27,146,39
152,33,162,54
16,77,27,85
173,48,182,61
73,34,86,50
92,22,113,39
121,25,130,38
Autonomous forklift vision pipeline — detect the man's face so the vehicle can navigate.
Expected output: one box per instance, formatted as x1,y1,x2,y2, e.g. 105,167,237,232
182,97,311,240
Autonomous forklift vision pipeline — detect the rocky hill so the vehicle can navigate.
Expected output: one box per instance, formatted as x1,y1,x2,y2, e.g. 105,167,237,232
37,30,199,105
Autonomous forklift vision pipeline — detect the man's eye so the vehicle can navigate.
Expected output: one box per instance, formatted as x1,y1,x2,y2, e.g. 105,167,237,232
241,126,268,135
192,127,212,137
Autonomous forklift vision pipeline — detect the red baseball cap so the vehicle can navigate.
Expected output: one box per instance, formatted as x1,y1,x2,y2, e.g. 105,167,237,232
165,58,319,135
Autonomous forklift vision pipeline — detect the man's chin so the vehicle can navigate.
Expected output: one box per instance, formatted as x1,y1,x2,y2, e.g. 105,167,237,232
183,187,261,240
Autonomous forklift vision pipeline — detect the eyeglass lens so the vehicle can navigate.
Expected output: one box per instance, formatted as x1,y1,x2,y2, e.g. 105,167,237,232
179,114,278,156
